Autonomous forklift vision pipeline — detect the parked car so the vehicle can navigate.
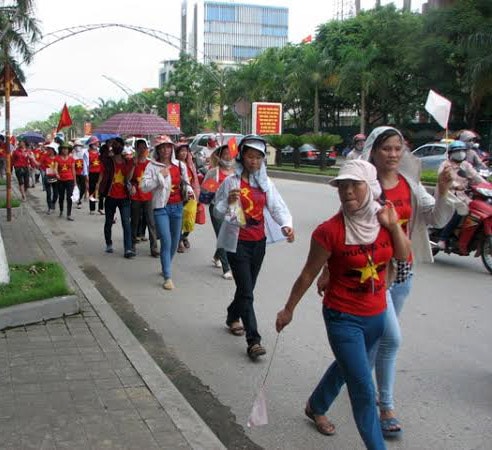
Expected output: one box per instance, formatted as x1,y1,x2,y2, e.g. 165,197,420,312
280,144,337,166
412,141,449,171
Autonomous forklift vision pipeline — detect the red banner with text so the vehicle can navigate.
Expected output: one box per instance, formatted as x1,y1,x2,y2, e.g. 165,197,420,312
252,102,282,135
167,103,181,130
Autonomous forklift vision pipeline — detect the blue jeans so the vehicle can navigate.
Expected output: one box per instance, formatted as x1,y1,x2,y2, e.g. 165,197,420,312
154,203,183,279
309,307,386,450
104,197,132,253
374,276,413,411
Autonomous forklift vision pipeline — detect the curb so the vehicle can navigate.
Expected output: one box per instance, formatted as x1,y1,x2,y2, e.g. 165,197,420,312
0,294,79,331
268,169,332,185
24,200,226,449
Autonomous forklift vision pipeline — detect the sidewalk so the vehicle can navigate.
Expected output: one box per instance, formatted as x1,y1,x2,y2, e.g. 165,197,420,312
0,186,225,450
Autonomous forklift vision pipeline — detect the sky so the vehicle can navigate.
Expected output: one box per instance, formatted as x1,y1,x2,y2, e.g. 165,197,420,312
2,0,424,131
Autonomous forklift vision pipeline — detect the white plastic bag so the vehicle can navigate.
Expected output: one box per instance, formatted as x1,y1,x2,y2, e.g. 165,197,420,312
247,386,268,428
71,185,80,203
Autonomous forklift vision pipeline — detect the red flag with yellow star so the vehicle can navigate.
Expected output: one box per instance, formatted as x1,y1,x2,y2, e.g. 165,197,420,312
56,103,73,132
228,137,238,159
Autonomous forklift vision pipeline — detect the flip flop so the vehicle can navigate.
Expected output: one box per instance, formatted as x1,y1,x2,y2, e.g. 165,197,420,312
227,322,245,336
305,402,336,436
381,417,402,438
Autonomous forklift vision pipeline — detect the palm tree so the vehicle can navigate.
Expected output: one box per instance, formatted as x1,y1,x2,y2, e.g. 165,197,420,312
0,0,41,74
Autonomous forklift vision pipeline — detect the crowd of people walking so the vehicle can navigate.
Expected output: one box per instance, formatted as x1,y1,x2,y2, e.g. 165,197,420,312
2,126,472,450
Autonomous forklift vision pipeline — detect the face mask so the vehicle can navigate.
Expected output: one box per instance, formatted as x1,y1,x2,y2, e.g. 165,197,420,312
219,159,234,168
472,143,480,149
450,150,466,162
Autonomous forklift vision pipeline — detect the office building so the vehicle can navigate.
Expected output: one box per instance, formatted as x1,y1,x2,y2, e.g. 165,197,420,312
189,1,289,65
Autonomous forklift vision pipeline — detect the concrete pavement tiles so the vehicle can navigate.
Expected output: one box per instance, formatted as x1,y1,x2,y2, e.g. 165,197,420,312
0,197,225,449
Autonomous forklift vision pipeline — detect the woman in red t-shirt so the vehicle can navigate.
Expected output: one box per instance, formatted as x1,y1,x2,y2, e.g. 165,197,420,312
41,144,59,214
87,137,101,214
199,144,236,279
55,142,76,220
12,140,35,200
175,142,200,254
276,160,410,450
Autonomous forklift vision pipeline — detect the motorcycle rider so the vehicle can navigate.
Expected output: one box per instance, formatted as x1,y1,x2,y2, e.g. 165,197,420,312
345,133,366,160
437,140,485,249
458,130,487,171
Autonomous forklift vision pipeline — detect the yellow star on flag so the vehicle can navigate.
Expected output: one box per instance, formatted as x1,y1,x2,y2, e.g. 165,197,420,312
354,256,385,284
113,169,125,184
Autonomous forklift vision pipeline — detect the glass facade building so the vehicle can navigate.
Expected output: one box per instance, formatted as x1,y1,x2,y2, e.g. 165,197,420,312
203,2,288,63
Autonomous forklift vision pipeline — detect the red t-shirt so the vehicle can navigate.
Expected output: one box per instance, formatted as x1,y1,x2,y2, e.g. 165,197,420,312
168,164,183,204
56,156,75,181
74,158,85,176
383,175,413,263
12,148,29,168
108,160,131,199
89,150,101,174
313,212,394,316
131,160,152,202
0,143,6,159
41,155,57,173
238,179,266,241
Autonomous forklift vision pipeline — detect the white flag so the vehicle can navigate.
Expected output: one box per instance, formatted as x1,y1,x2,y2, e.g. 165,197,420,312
424,89,452,129
247,386,268,427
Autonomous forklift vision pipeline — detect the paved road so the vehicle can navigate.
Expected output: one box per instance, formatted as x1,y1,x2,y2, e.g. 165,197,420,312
29,178,492,450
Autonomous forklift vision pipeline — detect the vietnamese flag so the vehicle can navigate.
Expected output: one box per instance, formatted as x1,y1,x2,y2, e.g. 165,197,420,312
301,34,312,44
56,103,73,132
228,137,238,159
201,177,220,193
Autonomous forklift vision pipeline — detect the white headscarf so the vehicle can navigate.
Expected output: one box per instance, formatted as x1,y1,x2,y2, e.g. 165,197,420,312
361,126,421,181
330,159,382,245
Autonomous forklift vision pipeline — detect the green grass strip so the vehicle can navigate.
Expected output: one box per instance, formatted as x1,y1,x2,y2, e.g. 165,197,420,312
0,198,21,208
0,262,72,309
269,164,339,177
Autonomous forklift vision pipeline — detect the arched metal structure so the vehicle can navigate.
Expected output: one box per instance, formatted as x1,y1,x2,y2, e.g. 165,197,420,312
30,23,224,87
101,75,151,113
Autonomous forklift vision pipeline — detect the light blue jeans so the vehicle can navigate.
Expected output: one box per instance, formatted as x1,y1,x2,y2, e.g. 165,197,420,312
154,203,183,279
373,275,413,411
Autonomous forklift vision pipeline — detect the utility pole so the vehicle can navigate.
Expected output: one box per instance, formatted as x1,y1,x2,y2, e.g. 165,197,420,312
4,53,12,222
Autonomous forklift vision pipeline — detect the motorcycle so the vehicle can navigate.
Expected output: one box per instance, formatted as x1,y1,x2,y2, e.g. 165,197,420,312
428,181,492,274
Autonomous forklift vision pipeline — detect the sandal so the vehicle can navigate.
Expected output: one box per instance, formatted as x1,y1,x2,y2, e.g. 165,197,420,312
247,343,266,360
380,417,402,438
305,402,336,436
183,238,190,248
227,321,244,336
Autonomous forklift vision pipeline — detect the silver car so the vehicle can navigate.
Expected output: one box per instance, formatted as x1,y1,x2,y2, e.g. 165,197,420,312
412,142,449,171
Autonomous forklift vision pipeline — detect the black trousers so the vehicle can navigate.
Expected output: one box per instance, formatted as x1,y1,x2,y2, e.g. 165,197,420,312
88,172,99,212
226,238,266,346
44,178,58,209
76,174,87,204
131,200,158,252
58,180,74,216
